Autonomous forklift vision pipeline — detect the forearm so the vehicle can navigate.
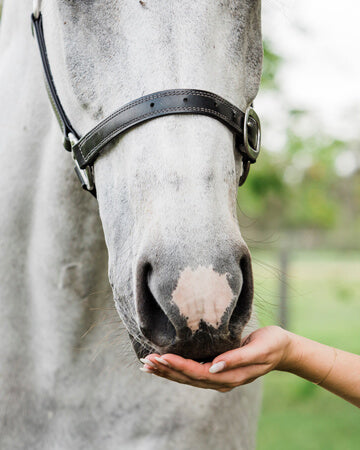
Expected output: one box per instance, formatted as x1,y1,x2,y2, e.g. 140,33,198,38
282,332,360,408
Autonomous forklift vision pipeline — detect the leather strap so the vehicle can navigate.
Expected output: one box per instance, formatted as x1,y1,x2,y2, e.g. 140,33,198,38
31,13,80,150
72,89,259,169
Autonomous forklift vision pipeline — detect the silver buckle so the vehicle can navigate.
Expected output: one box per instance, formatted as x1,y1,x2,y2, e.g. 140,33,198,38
243,105,261,162
68,133,95,192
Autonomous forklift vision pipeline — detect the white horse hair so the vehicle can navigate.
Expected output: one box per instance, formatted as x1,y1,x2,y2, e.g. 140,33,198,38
0,1,263,448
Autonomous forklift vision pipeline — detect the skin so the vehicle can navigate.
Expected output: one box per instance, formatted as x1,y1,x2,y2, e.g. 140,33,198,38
142,326,360,408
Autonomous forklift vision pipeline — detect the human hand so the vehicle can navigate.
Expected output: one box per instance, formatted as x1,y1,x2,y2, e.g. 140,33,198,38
140,326,294,392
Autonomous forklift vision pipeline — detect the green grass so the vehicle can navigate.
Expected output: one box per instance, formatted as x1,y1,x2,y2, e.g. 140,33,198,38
252,249,360,450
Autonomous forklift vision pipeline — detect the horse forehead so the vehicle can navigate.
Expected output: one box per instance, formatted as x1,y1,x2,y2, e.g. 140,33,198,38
56,0,256,61
47,0,261,126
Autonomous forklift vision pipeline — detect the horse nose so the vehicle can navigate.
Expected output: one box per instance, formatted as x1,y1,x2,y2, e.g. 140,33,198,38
135,247,253,349
135,262,177,347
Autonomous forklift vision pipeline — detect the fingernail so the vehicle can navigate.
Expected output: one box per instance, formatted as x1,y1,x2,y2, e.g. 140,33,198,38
140,367,154,374
154,356,171,367
140,358,157,369
209,361,226,374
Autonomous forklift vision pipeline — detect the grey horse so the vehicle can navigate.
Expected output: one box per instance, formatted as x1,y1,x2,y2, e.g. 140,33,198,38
0,0,263,448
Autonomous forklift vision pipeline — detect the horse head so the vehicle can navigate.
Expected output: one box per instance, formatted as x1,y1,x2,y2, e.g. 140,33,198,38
42,0,262,361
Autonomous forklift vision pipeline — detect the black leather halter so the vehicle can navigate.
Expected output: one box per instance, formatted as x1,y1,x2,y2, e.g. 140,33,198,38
31,10,261,198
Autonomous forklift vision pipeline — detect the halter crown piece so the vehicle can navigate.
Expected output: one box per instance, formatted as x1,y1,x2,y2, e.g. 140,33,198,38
31,2,261,198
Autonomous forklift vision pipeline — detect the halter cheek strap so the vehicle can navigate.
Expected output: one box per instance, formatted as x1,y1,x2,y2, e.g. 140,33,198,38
31,13,80,149
31,6,261,197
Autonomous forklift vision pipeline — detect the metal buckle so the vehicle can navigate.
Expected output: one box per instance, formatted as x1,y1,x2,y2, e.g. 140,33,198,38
243,105,261,162
68,133,95,192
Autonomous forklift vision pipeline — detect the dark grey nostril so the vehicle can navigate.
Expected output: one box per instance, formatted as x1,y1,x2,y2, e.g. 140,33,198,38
228,251,254,335
136,263,176,348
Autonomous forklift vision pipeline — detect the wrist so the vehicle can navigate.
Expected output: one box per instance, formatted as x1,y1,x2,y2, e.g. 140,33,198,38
277,330,303,372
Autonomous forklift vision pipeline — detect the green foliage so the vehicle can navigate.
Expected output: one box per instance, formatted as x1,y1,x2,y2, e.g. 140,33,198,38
238,152,288,227
239,131,349,231
261,40,282,91
282,132,345,230
239,40,360,235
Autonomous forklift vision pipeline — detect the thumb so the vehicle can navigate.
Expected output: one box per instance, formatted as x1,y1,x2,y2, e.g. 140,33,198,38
209,335,260,374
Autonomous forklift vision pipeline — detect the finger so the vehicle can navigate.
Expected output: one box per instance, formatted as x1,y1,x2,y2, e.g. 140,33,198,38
139,354,193,384
145,354,267,390
155,363,266,389
146,353,213,381
147,352,263,386
139,357,158,369
144,355,234,389
140,364,156,373
152,366,195,385
204,363,269,387
209,338,267,373
151,363,226,390
150,353,267,389
155,356,214,383
143,354,195,381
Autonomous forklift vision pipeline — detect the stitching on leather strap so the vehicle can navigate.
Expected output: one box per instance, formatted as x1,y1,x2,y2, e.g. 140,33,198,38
80,106,240,163
77,90,240,153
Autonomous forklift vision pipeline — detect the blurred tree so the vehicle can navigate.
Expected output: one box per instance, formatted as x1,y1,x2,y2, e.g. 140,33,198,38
238,40,360,246
261,40,282,91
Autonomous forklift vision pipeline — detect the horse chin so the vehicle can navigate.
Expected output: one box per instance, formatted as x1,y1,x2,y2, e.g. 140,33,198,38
129,326,242,362
163,333,241,363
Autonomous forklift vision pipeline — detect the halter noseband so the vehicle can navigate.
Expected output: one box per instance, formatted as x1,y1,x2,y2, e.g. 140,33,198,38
31,2,261,197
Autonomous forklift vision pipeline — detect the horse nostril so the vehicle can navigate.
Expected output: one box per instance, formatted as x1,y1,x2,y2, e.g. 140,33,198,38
136,263,176,348
228,251,254,335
